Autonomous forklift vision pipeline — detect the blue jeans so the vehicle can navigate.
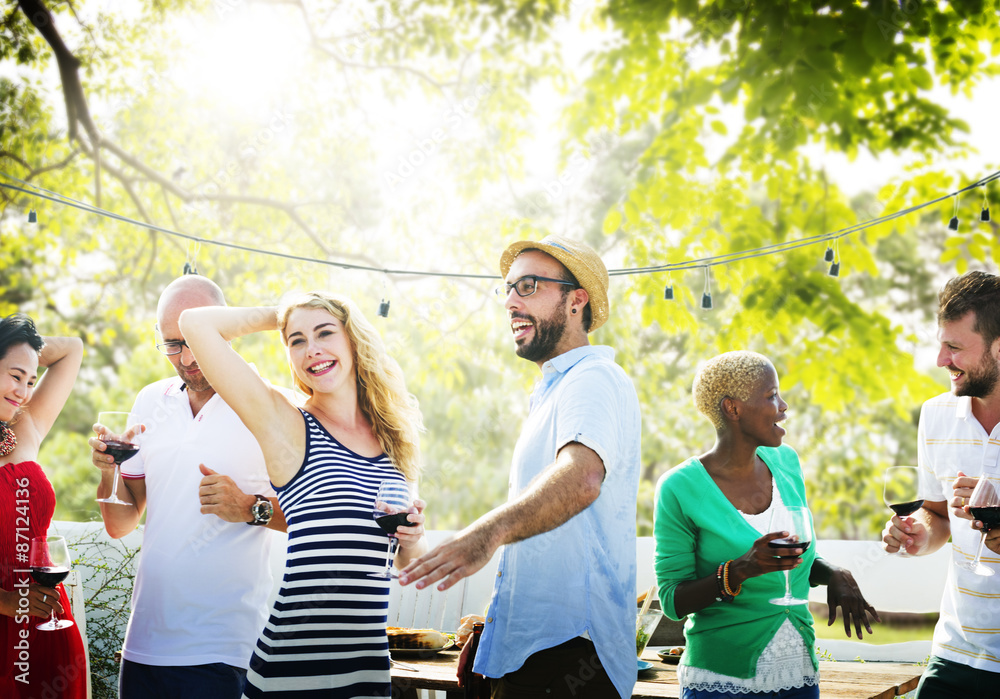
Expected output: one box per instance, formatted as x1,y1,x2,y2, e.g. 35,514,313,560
119,659,247,699
681,684,819,699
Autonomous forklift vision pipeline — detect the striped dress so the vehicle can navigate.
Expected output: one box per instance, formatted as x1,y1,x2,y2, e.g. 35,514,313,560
242,409,406,698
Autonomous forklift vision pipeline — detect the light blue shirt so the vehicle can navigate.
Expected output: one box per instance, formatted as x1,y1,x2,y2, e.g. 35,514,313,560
474,345,642,698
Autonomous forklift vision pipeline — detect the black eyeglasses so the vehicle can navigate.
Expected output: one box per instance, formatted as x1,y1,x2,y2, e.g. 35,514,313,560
495,275,577,302
155,340,190,356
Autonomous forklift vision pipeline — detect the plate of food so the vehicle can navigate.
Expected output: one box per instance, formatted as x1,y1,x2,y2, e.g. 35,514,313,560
656,646,684,664
387,627,455,655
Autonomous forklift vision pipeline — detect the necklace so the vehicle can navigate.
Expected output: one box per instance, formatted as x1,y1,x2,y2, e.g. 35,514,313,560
0,424,16,457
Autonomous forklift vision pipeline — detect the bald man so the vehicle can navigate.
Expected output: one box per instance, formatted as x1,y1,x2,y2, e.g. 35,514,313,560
92,276,286,699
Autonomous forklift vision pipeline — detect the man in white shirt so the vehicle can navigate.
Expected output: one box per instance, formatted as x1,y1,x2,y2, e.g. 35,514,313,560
882,270,1000,698
92,275,285,699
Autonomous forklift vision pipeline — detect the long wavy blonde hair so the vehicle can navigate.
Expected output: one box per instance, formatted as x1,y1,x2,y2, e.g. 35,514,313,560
278,292,424,481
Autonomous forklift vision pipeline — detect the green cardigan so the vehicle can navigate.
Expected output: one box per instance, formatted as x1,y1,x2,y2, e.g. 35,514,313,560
653,444,818,679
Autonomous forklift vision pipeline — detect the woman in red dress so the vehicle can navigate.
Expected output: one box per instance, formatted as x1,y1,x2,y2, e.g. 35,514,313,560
0,314,86,699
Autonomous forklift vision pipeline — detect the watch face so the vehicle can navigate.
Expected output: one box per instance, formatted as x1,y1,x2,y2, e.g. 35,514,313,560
252,497,273,523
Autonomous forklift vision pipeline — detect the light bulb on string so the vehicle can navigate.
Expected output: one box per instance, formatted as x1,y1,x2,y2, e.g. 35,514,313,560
27,210,37,223
824,245,834,262
377,278,390,318
183,241,200,275
701,266,713,310
663,273,674,300
981,188,990,222
948,193,960,231
828,241,840,277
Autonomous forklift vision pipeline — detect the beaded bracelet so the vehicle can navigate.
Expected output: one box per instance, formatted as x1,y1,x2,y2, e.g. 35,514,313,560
722,560,743,598
716,562,734,603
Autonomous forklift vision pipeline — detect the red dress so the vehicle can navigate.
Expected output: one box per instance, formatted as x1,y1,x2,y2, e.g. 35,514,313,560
1,461,87,699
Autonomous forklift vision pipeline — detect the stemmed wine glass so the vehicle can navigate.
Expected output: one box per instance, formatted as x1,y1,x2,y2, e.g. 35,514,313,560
370,479,413,579
95,411,141,506
883,466,923,556
29,536,74,631
959,474,1000,577
768,505,813,606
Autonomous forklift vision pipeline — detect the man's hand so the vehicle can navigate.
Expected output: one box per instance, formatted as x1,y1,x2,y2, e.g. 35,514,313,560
399,522,497,591
198,464,254,522
882,514,929,554
951,471,976,521
984,524,1000,555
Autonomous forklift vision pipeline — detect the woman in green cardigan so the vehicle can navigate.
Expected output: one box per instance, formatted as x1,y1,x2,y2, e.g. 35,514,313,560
654,351,879,699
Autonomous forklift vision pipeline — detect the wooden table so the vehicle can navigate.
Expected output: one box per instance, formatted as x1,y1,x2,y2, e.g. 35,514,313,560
390,647,923,699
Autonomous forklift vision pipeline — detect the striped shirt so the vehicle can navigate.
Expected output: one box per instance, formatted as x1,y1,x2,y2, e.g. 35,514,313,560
916,392,1000,672
243,409,404,698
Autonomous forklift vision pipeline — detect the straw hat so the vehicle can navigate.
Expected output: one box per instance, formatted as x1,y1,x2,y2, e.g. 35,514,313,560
499,235,610,332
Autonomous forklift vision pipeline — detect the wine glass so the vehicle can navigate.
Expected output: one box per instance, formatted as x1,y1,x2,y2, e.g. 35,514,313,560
768,505,813,606
95,411,141,506
29,536,74,631
959,474,1000,577
883,466,923,556
370,479,413,579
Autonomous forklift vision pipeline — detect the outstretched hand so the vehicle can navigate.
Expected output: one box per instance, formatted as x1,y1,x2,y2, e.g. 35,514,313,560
825,567,880,639
398,523,496,591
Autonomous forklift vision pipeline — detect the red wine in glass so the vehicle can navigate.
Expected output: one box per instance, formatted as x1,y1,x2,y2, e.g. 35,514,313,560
889,499,925,518
370,480,413,578
96,412,141,507
103,440,140,464
970,507,1000,531
375,512,414,535
768,505,813,606
28,536,74,631
768,538,812,553
883,467,921,555
31,566,70,588
960,475,1000,577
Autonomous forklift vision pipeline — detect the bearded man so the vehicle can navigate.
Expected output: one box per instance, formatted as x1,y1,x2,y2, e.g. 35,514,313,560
400,235,642,698
882,270,1000,699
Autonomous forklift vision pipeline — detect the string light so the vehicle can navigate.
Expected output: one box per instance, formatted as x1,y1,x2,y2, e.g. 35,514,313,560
828,240,840,277
663,271,674,300
377,278,390,317
2,169,999,295
701,266,713,309
27,210,36,223
948,193,960,231
824,246,834,262
982,188,990,223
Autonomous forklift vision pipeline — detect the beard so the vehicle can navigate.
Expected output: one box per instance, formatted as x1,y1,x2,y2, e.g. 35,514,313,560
512,300,569,363
174,364,213,393
954,351,1000,399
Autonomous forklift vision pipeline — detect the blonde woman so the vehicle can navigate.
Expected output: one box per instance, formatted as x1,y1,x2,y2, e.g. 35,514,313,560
180,292,425,698
654,351,878,699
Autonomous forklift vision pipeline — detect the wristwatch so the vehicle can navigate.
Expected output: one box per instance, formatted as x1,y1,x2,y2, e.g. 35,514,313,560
248,494,273,526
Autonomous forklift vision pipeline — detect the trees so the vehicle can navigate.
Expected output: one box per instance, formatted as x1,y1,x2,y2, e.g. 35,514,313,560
1,0,996,536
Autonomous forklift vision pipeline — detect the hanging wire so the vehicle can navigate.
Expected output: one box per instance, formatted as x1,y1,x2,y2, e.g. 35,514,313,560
2,169,999,282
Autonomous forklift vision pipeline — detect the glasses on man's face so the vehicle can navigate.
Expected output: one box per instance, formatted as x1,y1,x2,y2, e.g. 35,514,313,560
155,340,189,356
495,275,577,303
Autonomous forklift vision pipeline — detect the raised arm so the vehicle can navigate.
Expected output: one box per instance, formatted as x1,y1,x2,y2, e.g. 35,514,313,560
178,306,304,486
399,441,603,591
21,335,83,443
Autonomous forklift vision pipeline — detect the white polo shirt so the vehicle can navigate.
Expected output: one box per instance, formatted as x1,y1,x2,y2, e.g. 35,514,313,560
916,391,1000,672
120,377,276,668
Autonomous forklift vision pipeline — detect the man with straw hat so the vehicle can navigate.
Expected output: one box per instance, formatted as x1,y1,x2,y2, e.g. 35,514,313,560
401,235,641,698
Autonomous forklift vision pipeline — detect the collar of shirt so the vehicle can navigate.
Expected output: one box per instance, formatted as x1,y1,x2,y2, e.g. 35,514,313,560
955,395,973,421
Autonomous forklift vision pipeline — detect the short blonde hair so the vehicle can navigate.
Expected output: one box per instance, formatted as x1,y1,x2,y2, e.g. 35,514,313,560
693,351,774,429
278,292,424,481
